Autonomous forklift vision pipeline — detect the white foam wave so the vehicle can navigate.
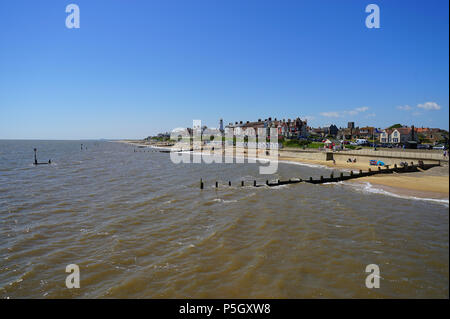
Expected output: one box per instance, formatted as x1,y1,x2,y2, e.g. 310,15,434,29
148,146,173,151
212,198,238,203
340,181,449,206
277,159,333,170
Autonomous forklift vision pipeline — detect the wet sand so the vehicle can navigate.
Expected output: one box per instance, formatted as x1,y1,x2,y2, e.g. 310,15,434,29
278,155,375,171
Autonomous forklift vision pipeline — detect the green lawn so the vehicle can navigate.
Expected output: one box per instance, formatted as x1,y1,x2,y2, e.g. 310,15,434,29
282,140,324,149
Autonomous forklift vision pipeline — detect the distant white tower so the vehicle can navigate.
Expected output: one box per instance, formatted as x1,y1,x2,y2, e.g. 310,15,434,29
219,118,224,132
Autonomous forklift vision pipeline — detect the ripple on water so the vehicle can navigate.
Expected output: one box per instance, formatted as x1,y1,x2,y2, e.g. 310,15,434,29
0,140,448,298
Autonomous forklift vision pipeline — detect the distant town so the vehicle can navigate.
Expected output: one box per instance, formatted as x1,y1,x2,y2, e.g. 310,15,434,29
145,117,449,150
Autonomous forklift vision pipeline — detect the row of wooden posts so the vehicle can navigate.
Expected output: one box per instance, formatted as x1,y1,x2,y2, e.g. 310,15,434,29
200,161,438,189
134,149,172,153
33,144,88,165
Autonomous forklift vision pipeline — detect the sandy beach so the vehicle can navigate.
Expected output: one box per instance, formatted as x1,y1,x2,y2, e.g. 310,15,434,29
278,154,449,200
354,167,449,199
119,140,449,201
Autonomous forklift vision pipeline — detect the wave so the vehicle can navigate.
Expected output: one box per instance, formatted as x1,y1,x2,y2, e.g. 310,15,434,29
277,159,332,170
212,198,238,203
147,146,173,151
337,181,449,206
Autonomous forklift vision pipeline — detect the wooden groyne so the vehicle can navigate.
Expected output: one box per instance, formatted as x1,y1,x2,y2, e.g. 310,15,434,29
200,162,440,189
33,148,51,165
129,147,441,188
133,148,178,153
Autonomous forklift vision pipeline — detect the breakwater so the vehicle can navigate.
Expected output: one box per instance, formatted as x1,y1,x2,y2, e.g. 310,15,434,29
201,162,440,188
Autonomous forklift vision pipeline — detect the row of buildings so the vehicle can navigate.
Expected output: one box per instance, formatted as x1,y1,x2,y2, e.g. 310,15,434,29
378,126,447,145
225,117,308,138
224,118,448,146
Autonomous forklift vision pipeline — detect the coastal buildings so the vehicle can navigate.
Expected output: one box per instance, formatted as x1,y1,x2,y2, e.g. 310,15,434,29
172,119,447,148
358,126,382,140
338,127,358,140
347,122,355,130
377,125,448,147
337,125,382,141
219,118,224,133
226,117,308,138
415,127,448,145
379,126,419,145
310,124,338,138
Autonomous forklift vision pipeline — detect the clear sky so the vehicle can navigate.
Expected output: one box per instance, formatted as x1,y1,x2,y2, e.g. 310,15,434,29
0,0,448,139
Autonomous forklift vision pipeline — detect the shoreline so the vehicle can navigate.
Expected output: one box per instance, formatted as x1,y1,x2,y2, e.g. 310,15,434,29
353,174,449,200
278,155,449,201
118,140,449,202
351,181,449,202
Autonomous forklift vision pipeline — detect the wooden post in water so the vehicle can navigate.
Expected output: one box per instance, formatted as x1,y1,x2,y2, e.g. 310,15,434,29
394,164,397,169
215,181,218,188
254,180,256,187
33,148,38,165
266,180,269,185
320,176,324,181
359,169,362,175
309,177,313,182
200,178,204,189
241,181,244,187
229,181,231,186
340,172,344,178
350,171,354,176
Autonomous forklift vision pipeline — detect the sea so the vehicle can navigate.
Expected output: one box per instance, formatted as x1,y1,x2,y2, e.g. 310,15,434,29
0,140,448,298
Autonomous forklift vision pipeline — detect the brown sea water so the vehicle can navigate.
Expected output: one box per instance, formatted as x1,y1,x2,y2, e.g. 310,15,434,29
0,140,448,298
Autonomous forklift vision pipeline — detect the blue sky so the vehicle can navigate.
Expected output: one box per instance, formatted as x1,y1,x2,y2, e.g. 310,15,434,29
0,0,448,139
